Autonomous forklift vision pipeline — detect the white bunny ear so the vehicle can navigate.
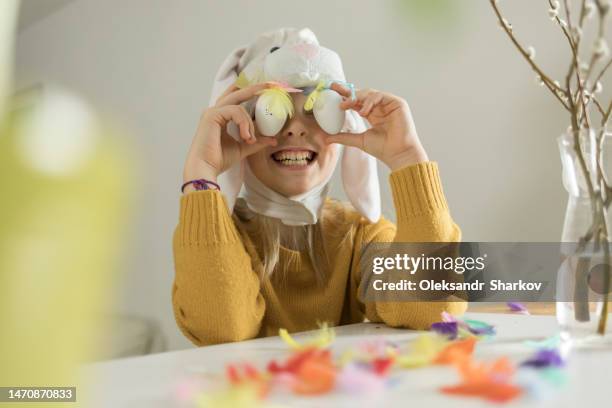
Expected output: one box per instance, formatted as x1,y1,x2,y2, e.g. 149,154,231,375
340,111,381,223
206,29,307,211
207,47,248,210
208,46,246,107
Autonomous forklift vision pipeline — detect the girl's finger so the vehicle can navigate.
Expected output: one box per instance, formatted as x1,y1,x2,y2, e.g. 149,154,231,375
330,82,353,98
359,92,384,116
216,82,274,107
217,105,255,143
239,136,278,159
359,99,374,116
215,83,239,104
340,97,358,110
339,88,376,110
237,105,256,143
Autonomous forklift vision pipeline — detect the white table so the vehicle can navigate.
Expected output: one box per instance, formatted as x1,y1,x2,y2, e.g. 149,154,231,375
83,313,612,407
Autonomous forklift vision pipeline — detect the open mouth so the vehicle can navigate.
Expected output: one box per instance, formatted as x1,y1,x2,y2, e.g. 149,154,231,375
270,149,317,168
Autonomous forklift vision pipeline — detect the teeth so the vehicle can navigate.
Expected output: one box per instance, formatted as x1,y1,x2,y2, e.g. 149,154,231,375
278,158,309,166
273,150,314,162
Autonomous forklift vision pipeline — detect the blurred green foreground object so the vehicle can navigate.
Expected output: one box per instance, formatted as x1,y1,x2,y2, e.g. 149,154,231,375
0,85,134,405
0,2,134,402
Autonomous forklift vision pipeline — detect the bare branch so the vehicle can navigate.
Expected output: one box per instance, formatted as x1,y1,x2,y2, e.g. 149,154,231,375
592,57,612,90
549,0,591,126
489,0,571,110
603,100,612,126
578,0,588,27
593,96,607,116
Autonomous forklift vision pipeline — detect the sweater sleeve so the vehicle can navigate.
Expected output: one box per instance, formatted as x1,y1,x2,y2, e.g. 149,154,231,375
355,161,467,329
172,190,265,346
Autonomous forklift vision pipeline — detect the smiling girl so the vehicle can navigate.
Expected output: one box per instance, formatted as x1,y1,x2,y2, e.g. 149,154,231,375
172,28,466,346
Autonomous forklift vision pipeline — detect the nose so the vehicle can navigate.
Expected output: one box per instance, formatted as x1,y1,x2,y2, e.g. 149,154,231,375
282,116,308,138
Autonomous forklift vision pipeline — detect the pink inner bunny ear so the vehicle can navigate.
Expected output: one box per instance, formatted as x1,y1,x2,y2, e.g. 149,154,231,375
266,81,303,93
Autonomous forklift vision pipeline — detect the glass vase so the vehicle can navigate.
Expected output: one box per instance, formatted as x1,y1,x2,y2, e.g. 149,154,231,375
557,129,612,348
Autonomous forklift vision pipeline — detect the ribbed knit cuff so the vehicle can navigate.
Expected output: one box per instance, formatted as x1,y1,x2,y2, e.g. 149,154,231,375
389,161,449,219
177,190,240,246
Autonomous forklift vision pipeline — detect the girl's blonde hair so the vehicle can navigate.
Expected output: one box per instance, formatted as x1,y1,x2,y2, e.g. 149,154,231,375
233,198,360,283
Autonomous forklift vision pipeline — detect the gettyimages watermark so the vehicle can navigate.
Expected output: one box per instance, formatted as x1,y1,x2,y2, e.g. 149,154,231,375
358,242,612,302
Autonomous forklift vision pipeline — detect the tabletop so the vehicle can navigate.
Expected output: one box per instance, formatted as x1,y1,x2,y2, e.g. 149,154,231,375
83,312,611,407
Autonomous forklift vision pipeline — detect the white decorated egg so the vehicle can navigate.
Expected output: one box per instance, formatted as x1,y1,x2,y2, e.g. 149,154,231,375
313,89,345,134
255,95,286,136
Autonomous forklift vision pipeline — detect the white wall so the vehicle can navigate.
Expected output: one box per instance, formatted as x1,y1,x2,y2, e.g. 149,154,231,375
15,0,597,350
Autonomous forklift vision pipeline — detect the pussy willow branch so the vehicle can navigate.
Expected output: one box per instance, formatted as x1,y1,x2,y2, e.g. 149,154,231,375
565,0,587,83
599,225,611,333
585,2,607,80
606,100,612,121
552,0,580,97
593,96,607,116
595,150,611,333
489,0,597,203
490,0,612,334
569,0,612,334
584,1,610,123
489,0,571,110
592,58,612,90
578,0,589,26
544,0,597,203
552,0,592,127
601,104,612,209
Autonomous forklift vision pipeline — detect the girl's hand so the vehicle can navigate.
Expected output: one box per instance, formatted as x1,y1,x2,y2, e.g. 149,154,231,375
183,82,278,189
325,84,428,171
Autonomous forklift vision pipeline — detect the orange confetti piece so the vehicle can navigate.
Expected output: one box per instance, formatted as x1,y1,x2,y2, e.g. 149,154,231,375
268,348,328,375
457,356,514,383
292,349,336,395
440,357,521,403
441,382,522,403
434,337,477,365
225,363,269,398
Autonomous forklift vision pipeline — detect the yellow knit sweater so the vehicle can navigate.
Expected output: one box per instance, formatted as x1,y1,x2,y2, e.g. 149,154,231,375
172,161,467,346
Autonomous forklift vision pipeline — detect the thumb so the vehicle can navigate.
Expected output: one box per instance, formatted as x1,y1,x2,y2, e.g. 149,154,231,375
239,136,278,159
325,131,367,150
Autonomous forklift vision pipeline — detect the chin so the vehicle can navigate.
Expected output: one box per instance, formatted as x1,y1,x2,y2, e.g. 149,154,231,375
275,178,316,196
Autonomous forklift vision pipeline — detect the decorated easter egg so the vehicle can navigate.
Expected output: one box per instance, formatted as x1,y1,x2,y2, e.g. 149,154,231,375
255,94,286,136
313,89,345,134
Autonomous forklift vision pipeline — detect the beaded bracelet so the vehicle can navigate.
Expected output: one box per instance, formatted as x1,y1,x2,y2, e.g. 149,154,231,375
181,179,221,193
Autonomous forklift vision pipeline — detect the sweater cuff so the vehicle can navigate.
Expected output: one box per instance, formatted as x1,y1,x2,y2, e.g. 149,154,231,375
389,161,449,219
178,190,240,246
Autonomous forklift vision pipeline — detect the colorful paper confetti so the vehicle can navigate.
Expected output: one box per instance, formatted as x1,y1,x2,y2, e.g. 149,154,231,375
396,333,449,368
178,313,568,406
430,321,459,339
431,316,496,339
433,337,477,365
520,349,565,369
507,302,530,315
440,357,523,403
337,363,387,394
524,334,561,349
278,322,335,350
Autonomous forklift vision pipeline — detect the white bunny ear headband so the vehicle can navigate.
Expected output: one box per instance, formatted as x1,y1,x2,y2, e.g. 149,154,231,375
208,27,381,225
